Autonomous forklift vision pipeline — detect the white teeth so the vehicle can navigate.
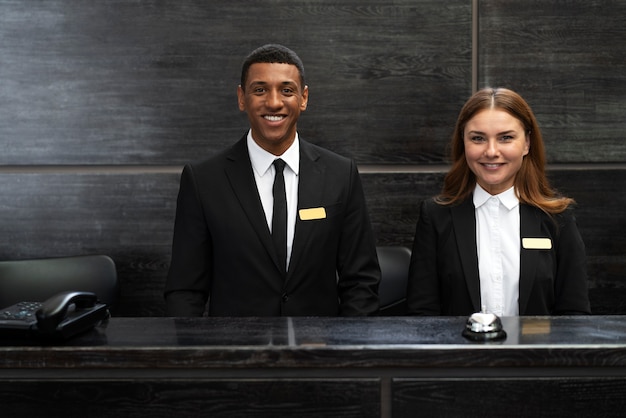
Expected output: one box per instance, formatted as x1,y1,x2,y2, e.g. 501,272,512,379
483,164,501,168
264,115,284,121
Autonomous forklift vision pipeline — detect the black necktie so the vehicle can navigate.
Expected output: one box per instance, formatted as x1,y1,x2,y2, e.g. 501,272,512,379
272,159,287,273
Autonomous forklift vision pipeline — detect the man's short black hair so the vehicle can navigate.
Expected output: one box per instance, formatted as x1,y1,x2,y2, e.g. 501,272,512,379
240,44,306,90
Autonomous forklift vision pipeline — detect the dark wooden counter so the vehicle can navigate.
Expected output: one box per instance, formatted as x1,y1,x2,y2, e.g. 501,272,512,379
2,316,626,417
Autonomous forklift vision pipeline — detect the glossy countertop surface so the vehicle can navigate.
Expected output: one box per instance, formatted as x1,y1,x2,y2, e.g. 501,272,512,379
2,316,626,370
60,315,626,346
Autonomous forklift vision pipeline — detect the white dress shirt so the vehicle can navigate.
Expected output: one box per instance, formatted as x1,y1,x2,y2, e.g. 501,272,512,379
473,184,520,316
247,131,299,270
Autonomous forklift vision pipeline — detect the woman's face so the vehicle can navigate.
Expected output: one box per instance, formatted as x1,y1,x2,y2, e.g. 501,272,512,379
463,108,530,195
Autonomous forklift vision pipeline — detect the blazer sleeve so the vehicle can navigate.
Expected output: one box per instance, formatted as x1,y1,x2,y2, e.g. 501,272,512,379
407,199,443,315
335,160,381,316
164,164,212,316
552,209,591,314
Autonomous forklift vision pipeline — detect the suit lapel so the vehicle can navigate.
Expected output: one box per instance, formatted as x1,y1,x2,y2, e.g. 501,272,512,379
519,204,540,314
224,136,283,272
451,198,481,312
287,140,323,277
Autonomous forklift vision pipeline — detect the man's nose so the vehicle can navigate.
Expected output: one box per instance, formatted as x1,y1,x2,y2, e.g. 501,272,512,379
266,90,282,108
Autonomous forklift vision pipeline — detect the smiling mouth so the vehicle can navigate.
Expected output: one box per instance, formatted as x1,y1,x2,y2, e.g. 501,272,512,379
264,115,285,122
481,163,503,169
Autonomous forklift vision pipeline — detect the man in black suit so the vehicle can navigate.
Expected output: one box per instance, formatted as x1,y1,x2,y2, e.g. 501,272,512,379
164,44,380,316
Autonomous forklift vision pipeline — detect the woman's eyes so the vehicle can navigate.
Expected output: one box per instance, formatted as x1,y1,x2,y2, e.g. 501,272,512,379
469,135,515,142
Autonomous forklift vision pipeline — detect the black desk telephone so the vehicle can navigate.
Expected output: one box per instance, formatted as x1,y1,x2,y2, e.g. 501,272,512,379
0,291,109,340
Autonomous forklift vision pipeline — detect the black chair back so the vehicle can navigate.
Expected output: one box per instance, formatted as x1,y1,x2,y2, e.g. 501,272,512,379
376,246,411,315
0,255,118,309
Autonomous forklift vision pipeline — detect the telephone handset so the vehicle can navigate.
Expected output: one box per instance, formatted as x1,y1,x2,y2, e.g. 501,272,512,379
0,291,109,339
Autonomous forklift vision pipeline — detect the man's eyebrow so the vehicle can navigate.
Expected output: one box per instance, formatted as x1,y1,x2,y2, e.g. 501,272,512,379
249,79,298,85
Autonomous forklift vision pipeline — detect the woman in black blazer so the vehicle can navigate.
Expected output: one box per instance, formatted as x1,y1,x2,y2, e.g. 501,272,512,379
407,88,591,316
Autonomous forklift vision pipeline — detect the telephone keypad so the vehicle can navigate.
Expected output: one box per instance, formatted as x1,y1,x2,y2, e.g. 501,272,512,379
0,302,42,327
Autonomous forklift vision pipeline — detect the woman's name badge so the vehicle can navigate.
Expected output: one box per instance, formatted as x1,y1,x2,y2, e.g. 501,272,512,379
522,237,552,250
299,207,326,221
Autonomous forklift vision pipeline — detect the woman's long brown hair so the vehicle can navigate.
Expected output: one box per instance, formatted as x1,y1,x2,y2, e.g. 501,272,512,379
436,87,574,214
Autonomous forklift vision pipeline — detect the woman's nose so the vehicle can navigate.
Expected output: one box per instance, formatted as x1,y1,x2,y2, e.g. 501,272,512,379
484,139,499,156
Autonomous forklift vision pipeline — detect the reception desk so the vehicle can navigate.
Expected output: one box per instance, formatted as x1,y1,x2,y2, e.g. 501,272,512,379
2,316,626,417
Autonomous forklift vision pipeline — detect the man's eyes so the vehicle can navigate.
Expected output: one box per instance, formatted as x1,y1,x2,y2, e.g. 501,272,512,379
251,87,296,95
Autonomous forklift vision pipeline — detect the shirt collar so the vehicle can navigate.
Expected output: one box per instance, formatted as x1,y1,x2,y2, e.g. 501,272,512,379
247,130,300,177
473,184,519,211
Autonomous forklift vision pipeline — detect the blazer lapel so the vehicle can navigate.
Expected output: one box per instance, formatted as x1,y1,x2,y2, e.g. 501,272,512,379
450,198,481,312
518,204,540,314
224,136,283,272
287,140,323,278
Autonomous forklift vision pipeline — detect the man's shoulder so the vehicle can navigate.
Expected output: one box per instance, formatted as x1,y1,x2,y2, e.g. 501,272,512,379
191,148,230,169
187,136,247,172
299,138,352,165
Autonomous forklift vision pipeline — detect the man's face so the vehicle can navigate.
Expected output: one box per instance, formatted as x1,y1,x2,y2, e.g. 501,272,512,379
237,62,308,156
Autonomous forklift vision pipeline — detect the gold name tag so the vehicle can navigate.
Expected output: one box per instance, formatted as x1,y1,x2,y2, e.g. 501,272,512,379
522,237,552,250
299,207,326,220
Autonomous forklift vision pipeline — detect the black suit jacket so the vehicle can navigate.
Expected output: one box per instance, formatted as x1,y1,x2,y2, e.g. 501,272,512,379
407,197,591,316
164,135,380,316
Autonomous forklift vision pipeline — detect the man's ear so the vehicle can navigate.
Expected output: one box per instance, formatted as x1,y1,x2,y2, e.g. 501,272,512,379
300,85,309,111
237,85,246,111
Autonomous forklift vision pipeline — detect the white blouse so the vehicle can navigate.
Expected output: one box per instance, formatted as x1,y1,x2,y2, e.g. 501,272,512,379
473,184,520,316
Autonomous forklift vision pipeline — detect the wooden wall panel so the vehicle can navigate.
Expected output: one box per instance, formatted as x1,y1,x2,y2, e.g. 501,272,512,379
0,170,179,316
0,0,624,317
362,171,443,247
1,169,624,316
393,378,626,418
0,380,381,418
366,169,626,315
0,0,471,165
548,169,626,315
0,170,440,316
478,0,626,163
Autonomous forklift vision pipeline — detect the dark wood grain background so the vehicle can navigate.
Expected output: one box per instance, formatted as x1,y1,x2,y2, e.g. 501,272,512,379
0,0,624,316
0,0,471,164
479,0,626,164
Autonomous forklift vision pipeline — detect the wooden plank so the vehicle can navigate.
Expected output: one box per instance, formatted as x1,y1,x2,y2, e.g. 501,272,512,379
0,0,471,165
393,378,626,418
0,171,178,316
548,169,626,314
364,169,626,314
0,380,380,418
1,168,624,315
479,0,626,163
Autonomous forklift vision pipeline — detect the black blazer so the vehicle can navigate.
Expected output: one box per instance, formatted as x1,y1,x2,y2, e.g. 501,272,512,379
407,197,591,316
165,135,380,316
